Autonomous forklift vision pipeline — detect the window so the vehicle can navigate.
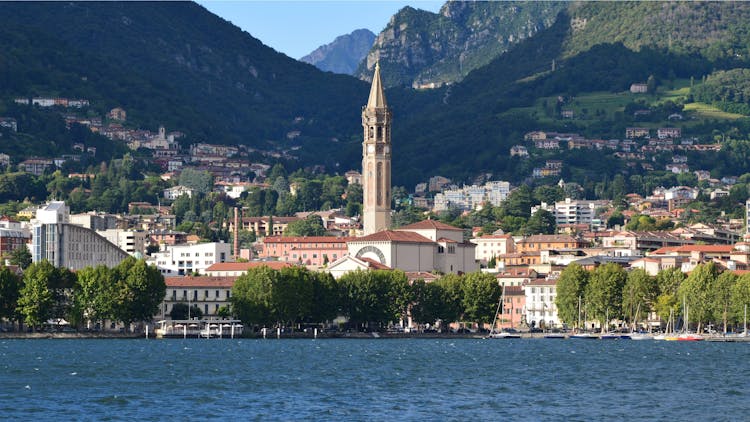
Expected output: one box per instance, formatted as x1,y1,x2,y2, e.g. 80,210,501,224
438,246,445,254
205,290,209,299
216,290,220,298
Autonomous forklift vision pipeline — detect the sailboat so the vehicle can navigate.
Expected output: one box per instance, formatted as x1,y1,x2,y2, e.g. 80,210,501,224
675,300,703,341
487,285,520,339
570,296,598,339
653,308,674,341
629,303,652,340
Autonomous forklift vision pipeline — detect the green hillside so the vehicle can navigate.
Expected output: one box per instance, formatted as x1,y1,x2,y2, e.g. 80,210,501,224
0,1,368,167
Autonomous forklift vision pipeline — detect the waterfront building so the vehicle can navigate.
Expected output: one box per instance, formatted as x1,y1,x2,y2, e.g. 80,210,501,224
524,277,560,329
361,62,392,235
160,276,235,320
31,201,128,269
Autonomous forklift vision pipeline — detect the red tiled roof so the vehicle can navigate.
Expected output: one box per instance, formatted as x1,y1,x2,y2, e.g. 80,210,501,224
437,237,457,243
359,257,391,270
204,261,293,271
352,230,434,244
263,236,354,244
526,278,557,286
165,276,236,287
652,245,734,255
397,219,463,231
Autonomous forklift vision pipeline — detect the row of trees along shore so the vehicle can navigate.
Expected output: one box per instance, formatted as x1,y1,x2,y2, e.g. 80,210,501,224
230,266,502,332
0,257,165,331
556,262,750,334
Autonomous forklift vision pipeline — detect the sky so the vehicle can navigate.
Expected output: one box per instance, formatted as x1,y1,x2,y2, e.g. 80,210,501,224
198,1,444,59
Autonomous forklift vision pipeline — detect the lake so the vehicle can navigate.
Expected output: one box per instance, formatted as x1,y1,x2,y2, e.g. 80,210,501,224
1,338,749,420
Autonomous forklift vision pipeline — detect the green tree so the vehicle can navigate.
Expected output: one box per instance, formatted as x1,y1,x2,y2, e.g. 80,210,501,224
309,271,339,323
71,265,117,328
524,209,556,235
113,257,166,327
555,263,589,328
231,265,275,327
178,168,213,194
8,247,32,269
433,274,464,329
338,270,398,331
677,262,719,333
17,260,55,329
410,279,444,326
712,270,737,334
585,263,627,332
0,266,22,323
731,273,750,331
169,302,202,320
284,214,326,237
461,272,501,326
621,269,656,328
273,266,314,327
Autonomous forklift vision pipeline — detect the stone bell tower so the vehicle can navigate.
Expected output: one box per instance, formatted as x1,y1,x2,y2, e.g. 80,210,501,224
362,62,392,235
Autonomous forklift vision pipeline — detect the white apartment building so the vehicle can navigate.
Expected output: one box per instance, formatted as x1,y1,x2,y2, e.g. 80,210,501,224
532,198,608,229
525,278,560,329
150,242,233,276
433,181,511,211
32,202,128,269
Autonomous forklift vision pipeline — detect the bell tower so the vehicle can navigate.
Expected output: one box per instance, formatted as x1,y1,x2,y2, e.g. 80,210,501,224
362,62,392,235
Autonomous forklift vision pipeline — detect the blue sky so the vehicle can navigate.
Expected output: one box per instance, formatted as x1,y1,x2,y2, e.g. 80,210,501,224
198,1,444,59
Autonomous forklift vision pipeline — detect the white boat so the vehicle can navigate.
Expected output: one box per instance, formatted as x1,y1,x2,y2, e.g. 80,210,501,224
155,319,243,338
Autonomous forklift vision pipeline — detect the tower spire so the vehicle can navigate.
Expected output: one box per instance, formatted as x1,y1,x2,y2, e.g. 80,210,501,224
367,62,387,109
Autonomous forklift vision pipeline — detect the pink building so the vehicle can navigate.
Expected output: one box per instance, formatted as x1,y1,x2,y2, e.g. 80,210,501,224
259,236,353,266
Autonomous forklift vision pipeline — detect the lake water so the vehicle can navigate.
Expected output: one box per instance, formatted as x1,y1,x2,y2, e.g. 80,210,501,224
1,338,749,420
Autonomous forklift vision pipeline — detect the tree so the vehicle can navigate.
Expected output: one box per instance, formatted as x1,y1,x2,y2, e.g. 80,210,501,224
113,257,166,327
284,214,326,237
585,263,627,332
178,168,213,194
677,262,719,333
17,260,55,329
338,270,397,331
712,270,737,334
0,266,21,323
169,302,202,320
410,279,444,327
621,269,657,328
309,271,339,323
8,247,32,269
555,264,589,328
433,274,464,329
273,266,313,327
654,267,685,322
731,273,750,330
71,265,117,328
231,265,275,327
461,272,501,326
524,209,556,235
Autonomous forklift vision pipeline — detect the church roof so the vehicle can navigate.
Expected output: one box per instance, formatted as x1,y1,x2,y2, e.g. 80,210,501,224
352,230,434,244
397,219,463,231
366,62,387,109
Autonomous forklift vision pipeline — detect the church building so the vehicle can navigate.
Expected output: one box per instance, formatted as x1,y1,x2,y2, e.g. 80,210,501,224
329,65,478,276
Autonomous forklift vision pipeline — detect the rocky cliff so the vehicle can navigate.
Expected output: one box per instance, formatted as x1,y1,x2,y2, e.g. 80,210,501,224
355,1,565,87
300,28,375,75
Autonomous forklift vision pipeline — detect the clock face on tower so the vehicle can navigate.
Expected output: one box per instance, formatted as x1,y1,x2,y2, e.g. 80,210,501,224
367,144,375,154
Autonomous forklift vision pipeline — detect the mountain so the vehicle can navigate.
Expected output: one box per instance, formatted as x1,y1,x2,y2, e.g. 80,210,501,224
355,1,565,87
0,1,369,170
387,1,750,186
300,29,375,75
